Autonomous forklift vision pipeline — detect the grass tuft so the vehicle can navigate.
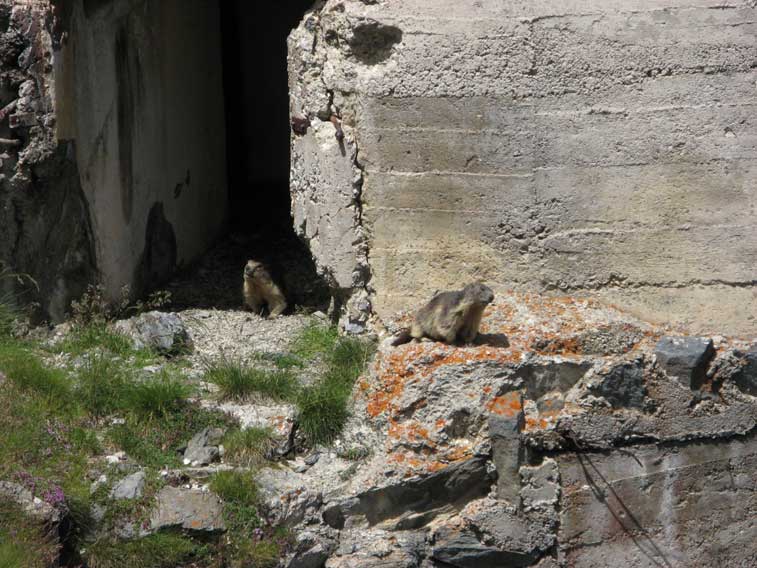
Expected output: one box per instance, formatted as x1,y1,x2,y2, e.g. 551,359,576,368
74,353,128,418
122,370,191,420
205,359,298,402
223,427,276,468
294,328,376,446
83,533,208,568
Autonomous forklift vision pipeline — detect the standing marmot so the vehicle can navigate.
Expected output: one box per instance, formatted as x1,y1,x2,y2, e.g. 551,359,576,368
392,282,495,345
242,259,288,317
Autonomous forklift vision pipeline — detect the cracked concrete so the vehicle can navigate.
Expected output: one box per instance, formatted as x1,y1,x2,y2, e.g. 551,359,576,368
288,0,757,335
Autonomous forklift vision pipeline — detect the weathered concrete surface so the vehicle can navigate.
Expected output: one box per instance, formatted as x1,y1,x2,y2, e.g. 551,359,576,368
54,0,227,302
273,292,757,567
288,0,757,335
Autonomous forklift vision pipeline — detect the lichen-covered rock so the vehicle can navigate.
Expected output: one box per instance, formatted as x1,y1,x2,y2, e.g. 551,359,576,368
150,486,224,533
252,291,757,566
114,311,192,355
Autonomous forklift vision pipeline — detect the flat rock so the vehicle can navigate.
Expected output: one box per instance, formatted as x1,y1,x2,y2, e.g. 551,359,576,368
150,486,224,533
655,336,714,389
114,311,192,355
110,471,146,500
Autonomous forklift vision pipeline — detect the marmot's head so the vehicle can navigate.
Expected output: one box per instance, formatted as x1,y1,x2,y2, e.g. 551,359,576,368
244,259,264,278
462,282,494,306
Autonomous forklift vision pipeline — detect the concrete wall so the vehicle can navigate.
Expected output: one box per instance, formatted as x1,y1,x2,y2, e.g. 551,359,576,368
55,0,227,300
289,0,757,336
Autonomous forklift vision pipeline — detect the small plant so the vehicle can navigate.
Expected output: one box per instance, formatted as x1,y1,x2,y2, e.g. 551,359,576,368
69,284,171,328
0,262,37,338
223,426,276,468
204,358,299,402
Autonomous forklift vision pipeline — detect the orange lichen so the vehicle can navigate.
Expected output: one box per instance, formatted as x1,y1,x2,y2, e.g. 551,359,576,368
485,392,522,417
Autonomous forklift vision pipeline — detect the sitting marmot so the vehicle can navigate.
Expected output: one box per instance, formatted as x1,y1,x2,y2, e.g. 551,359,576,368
242,259,287,317
392,282,495,345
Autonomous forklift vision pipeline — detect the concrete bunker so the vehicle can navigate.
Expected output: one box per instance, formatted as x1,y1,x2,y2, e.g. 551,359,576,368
2,0,320,321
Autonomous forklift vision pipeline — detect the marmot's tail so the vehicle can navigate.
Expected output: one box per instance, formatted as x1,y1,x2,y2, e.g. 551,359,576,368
390,329,413,346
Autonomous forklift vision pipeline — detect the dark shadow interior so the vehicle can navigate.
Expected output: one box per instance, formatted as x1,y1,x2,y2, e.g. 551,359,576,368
166,0,330,312
220,0,314,233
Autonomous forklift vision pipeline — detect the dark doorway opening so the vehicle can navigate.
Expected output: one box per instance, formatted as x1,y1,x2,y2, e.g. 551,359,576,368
166,0,329,312
220,0,313,233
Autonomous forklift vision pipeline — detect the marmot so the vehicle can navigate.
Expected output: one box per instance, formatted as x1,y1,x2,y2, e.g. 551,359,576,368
242,259,288,317
392,282,495,346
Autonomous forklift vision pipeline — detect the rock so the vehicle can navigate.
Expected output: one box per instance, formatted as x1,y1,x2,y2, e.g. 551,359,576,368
0,481,61,526
328,457,494,528
519,362,591,400
201,400,296,457
113,311,192,355
489,394,524,503
110,471,146,500
105,451,126,464
326,529,425,568
655,336,714,389
183,427,224,466
432,524,533,568
588,360,647,408
286,529,337,568
150,486,225,533
733,347,757,396
520,459,560,512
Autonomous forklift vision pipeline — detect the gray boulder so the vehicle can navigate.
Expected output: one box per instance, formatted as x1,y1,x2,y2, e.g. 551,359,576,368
113,311,192,355
655,336,714,389
150,486,225,533
183,427,224,467
110,471,146,500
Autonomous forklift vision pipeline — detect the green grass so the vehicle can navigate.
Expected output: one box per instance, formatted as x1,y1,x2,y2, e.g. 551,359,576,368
0,501,60,568
205,359,298,402
122,370,192,420
57,322,156,365
290,322,339,361
295,327,376,445
203,323,376,447
108,405,234,469
74,353,129,417
210,470,287,566
83,533,209,568
223,427,276,468
0,341,72,403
